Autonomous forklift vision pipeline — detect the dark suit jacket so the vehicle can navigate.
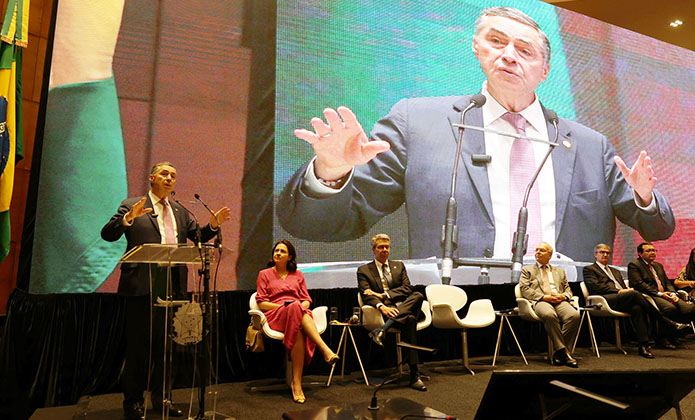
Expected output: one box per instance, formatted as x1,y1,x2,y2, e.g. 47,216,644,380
101,194,216,296
519,264,572,304
278,95,675,263
583,263,627,295
628,258,676,297
357,260,413,308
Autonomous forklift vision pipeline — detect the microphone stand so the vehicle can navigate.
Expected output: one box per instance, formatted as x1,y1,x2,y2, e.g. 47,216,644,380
510,111,559,284
171,192,212,420
441,94,486,284
193,194,222,420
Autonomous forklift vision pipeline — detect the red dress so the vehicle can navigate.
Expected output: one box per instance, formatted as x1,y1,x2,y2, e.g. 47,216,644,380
256,268,315,365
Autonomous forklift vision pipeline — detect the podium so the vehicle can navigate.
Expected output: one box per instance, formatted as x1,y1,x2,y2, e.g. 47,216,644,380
120,243,230,419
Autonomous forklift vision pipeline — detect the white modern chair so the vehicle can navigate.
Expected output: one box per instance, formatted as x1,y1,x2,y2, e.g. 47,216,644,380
248,292,328,389
425,284,496,375
576,282,629,356
514,283,587,360
358,292,431,373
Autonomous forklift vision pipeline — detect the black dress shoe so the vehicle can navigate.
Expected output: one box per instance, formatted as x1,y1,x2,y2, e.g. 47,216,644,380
564,354,579,368
638,344,655,359
409,374,427,391
663,317,689,331
369,329,385,347
668,337,685,348
123,401,144,420
551,350,566,366
152,400,183,417
656,338,677,350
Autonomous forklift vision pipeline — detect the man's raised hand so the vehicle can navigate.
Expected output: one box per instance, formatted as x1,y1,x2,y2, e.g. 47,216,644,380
294,106,390,181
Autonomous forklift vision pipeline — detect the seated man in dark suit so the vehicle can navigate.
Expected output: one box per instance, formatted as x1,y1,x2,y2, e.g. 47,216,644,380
628,242,695,349
358,233,426,391
520,242,580,368
584,243,687,358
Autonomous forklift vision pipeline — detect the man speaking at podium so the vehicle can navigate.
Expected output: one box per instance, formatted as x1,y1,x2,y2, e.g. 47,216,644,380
101,161,230,420
277,6,674,264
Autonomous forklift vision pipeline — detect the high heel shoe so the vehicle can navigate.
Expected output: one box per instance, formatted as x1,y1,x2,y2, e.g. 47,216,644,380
291,383,306,404
325,353,340,366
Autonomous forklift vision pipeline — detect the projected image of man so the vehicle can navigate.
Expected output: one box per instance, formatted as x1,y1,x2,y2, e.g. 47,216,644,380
278,6,674,264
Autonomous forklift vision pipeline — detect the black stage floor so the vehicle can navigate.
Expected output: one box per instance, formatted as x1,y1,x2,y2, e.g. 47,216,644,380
29,339,695,420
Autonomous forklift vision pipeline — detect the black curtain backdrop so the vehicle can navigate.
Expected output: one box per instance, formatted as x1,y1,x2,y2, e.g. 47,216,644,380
0,283,622,419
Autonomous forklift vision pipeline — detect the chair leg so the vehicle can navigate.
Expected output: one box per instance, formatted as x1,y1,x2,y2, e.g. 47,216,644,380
493,317,504,366
585,312,600,358
614,318,627,355
571,311,584,354
395,331,403,375
462,329,474,376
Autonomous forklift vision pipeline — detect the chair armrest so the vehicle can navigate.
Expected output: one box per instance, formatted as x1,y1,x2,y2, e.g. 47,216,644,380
313,306,328,334
640,293,659,310
516,298,542,322
248,309,266,330
430,302,462,329
417,300,432,330
585,295,609,308
361,305,385,330
586,294,630,317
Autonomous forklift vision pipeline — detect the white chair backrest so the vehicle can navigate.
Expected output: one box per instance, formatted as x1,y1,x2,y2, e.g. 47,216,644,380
357,292,364,307
249,292,259,310
425,284,467,311
514,283,522,299
580,282,589,300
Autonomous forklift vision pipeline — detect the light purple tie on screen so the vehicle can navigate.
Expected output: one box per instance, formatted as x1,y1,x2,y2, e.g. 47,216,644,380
503,112,541,255
160,199,177,244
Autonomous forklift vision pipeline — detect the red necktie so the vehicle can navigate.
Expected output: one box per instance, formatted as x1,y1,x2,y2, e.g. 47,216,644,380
649,264,664,293
503,112,542,255
160,199,177,244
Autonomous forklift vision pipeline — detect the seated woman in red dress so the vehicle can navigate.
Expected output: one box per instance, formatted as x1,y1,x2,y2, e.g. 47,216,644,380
256,239,338,403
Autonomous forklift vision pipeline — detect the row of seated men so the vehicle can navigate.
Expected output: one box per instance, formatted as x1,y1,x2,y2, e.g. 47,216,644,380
360,235,695,382
520,241,694,369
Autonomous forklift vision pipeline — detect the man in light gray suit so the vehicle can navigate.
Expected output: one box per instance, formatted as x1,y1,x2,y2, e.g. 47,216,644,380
520,242,580,367
278,6,674,263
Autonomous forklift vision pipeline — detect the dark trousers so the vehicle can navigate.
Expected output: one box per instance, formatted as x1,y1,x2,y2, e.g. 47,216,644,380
603,290,653,343
653,295,695,325
385,291,424,366
122,267,181,404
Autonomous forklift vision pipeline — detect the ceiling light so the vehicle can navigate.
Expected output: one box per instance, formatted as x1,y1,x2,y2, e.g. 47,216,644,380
669,20,683,27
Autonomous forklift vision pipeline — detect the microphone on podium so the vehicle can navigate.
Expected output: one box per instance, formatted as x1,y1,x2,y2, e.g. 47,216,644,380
441,94,486,285
195,193,223,246
171,191,202,247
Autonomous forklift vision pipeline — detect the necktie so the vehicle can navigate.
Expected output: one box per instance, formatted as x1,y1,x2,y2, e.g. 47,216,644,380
541,265,552,294
381,263,391,291
603,265,622,290
650,264,664,293
160,199,177,244
503,112,542,256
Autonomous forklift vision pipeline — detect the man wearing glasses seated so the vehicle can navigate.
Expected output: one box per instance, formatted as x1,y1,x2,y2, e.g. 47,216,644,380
628,242,695,349
584,243,688,358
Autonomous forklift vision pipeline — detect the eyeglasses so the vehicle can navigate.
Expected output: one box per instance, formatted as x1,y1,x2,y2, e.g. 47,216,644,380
596,250,611,255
